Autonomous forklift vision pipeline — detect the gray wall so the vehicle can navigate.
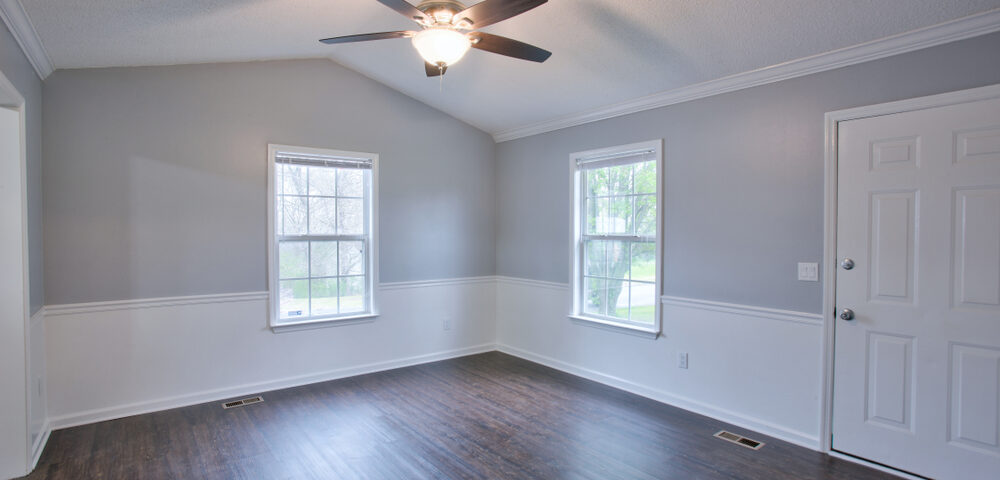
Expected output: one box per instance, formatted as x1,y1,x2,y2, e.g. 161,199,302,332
43,59,495,305
0,21,43,314
496,32,1000,314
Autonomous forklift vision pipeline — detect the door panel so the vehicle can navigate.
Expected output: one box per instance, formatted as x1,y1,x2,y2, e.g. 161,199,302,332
834,95,1000,480
869,191,916,303
954,188,1000,308
865,332,914,431
949,343,1000,454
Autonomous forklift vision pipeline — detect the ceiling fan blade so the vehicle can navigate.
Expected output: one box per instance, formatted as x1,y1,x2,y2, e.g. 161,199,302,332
375,0,427,24
455,0,547,29
425,62,447,77
320,31,416,44
469,32,551,63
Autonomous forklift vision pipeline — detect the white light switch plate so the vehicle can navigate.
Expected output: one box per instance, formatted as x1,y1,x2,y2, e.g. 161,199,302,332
798,262,819,282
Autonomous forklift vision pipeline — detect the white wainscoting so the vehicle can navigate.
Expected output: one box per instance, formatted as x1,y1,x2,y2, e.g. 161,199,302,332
495,277,825,450
42,275,829,455
27,308,47,471
44,278,497,430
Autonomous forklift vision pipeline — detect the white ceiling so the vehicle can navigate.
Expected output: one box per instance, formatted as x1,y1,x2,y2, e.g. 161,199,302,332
18,0,1000,135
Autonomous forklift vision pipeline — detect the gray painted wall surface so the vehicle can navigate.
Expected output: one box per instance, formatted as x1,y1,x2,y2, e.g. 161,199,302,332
0,21,43,314
496,32,1000,314
43,59,495,304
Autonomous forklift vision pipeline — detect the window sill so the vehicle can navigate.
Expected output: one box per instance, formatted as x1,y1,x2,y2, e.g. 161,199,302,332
568,315,660,339
271,313,378,333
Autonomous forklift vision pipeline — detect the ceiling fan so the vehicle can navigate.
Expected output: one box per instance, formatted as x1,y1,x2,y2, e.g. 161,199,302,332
320,0,552,77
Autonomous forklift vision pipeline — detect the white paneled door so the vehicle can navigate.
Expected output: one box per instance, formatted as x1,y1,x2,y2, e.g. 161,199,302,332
833,95,1000,479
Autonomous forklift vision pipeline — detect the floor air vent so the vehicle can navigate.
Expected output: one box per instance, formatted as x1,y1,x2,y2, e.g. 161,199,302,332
221,396,264,409
714,430,764,450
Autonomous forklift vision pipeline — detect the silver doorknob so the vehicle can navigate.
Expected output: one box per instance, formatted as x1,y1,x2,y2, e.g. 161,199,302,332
841,258,855,270
840,308,855,321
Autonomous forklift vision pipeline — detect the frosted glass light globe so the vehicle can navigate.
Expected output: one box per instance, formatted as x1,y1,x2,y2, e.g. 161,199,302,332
412,28,471,67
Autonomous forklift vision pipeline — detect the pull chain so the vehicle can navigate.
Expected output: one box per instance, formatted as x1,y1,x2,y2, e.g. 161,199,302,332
439,64,445,92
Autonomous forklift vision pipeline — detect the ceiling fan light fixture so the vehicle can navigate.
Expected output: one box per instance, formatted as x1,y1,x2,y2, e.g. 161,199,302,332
411,28,471,67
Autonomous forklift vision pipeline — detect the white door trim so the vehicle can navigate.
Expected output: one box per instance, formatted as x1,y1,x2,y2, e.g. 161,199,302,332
820,83,1000,456
0,66,31,478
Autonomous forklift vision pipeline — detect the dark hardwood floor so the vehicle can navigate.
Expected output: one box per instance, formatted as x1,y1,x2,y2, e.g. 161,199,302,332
25,352,891,479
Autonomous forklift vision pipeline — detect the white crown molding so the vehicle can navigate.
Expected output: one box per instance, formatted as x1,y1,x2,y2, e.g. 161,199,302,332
492,8,1000,142
0,0,53,79
661,295,823,326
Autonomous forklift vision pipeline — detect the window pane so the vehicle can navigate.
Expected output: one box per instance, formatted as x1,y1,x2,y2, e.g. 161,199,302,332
606,240,630,281
279,279,309,320
608,164,633,196
309,197,337,235
282,164,307,196
275,194,284,236
608,280,628,320
586,168,608,197
339,241,364,275
629,281,656,324
278,241,308,279
586,197,608,235
584,239,606,277
630,242,655,282
583,277,606,316
310,241,338,277
635,194,656,237
608,196,632,235
339,277,365,314
310,278,338,317
634,160,656,194
282,195,308,235
338,169,364,198
308,165,336,197
607,279,629,319
337,198,364,235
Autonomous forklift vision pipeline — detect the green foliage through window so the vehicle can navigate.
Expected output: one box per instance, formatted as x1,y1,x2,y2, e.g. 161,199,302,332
581,159,656,324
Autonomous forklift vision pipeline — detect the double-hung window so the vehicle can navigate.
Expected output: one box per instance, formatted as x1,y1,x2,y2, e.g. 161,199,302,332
268,144,378,330
570,140,662,337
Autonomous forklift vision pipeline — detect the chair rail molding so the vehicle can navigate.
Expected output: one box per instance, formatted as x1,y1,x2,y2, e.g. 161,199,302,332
660,296,823,326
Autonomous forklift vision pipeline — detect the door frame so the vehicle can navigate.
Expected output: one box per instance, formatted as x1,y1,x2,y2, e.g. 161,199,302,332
820,83,1000,461
0,66,31,477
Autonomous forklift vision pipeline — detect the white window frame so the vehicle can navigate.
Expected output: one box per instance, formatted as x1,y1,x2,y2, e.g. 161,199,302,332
267,144,379,333
569,139,663,338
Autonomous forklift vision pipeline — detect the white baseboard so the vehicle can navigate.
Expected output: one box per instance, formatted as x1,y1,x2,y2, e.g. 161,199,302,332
48,343,496,431
496,343,821,451
29,420,49,470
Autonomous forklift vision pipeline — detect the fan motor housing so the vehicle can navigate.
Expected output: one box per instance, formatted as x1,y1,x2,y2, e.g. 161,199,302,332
417,1,468,23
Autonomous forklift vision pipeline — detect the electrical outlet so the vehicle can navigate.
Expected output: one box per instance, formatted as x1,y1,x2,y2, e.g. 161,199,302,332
797,262,819,282
678,352,688,369
443,318,453,331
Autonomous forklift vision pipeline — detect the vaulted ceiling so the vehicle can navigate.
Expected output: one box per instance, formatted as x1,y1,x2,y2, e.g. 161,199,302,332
14,0,1000,137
